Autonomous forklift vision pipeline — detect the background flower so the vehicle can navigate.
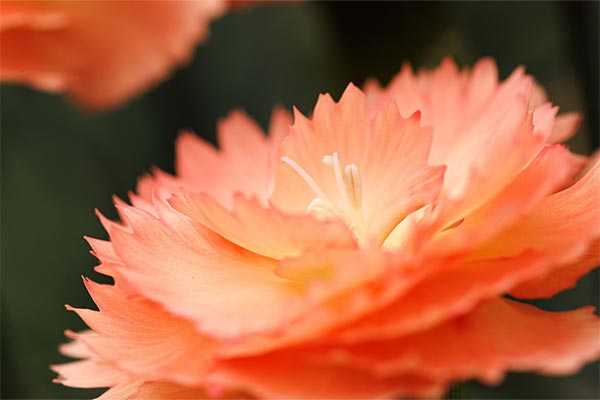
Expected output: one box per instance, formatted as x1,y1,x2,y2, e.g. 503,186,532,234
0,0,232,110
2,2,598,399
52,59,600,398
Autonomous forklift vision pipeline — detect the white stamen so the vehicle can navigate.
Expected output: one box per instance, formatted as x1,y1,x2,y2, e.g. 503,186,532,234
306,198,351,224
344,163,362,210
331,152,351,210
281,156,327,199
283,153,365,236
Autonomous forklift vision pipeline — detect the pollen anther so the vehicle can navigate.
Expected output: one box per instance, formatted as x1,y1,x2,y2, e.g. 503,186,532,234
282,153,364,231
307,198,351,224
344,163,362,210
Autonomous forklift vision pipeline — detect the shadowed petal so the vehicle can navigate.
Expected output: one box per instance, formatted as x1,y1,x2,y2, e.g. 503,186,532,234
333,251,550,343
317,299,600,384
213,352,446,399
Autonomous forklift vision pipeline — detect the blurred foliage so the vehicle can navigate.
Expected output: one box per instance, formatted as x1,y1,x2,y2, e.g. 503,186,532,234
1,2,598,399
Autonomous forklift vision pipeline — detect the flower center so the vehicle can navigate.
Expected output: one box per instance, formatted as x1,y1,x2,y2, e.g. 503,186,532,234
281,152,366,238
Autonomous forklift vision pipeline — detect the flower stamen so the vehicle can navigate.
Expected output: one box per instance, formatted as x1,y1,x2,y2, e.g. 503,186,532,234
344,163,362,210
281,156,328,200
282,153,365,237
306,198,351,224
322,152,362,211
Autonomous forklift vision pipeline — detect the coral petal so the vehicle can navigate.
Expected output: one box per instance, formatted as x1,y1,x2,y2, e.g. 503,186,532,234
549,112,582,144
334,250,549,343
51,359,132,389
324,299,600,384
68,279,217,386
510,239,600,299
271,84,445,244
215,352,446,399
170,192,356,260
476,158,600,297
108,204,303,339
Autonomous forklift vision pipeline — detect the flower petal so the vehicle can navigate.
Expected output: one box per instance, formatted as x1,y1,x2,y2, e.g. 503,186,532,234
318,299,600,384
426,144,574,255
170,192,356,260
511,240,600,299
549,112,582,143
1,1,226,109
270,84,445,244
376,59,553,229
173,109,292,206
473,157,600,297
52,358,132,389
213,352,445,399
220,249,442,358
67,278,217,386
95,380,217,400
332,251,552,344
107,200,303,340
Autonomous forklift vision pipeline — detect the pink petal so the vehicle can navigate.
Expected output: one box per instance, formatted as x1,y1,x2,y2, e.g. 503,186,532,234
213,352,445,399
270,84,445,244
333,250,550,343
173,109,292,206
220,249,443,358
549,112,582,143
67,278,218,386
95,380,219,400
52,358,132,389
511,240,600,299
318,299,600,385
100,381,222,400
424,144,573,255
1,1,226,110
106,201,303,340
434,100,551,228
474,157,600,297
373,59,555,231
170,192,356,260
85,237,120,265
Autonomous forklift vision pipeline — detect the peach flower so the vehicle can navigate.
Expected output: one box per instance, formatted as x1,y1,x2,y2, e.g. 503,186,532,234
0,0,226,110
53,58,600,399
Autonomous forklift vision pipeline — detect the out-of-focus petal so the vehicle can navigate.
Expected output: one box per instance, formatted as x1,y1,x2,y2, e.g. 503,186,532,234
549,112,582,144
0,0,226,110
172,110,292,206
511,240,600,299
96,380,211,400
213,352,445,400
52,357,133,389
425,144,574,255
316,299,600,384
473,158,600,297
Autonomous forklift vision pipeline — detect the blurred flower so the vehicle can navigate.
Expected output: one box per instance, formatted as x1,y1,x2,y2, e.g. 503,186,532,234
53,58,600,398
0,0,230,110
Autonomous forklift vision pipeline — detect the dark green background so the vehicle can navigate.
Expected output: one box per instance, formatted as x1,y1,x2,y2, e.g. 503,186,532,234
1,2,598,399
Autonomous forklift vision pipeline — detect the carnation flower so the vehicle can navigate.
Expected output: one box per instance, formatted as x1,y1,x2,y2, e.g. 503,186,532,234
0,0,226,110
53,58,600,399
